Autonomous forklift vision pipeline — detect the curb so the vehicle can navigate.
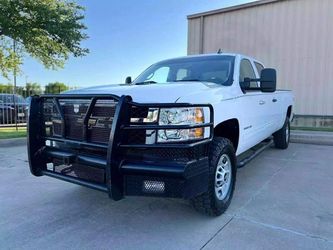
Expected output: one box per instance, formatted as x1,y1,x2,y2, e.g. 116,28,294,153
0,137,27,147
290,130,333,146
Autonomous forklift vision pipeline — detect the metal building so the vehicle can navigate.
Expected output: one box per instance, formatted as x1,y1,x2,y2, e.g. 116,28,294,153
187,0,333,125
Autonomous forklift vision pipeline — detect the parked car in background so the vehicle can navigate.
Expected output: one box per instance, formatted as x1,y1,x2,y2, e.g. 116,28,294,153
0,100,15,124
0,94,28,124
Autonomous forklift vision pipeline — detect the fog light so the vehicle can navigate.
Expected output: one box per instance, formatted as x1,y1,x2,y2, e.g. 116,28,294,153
143,180,165,193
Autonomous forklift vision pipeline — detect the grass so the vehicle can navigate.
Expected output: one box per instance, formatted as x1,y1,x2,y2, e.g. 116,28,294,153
291,126,333,132
0,127,27,139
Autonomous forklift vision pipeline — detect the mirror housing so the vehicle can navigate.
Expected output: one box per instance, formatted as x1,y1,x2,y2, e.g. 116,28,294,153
240,68,277,93
260,68,276,92
125,76,132,84
241,77,251,89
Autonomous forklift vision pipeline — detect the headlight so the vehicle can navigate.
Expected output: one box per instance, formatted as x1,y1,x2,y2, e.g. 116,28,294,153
157,107,210,142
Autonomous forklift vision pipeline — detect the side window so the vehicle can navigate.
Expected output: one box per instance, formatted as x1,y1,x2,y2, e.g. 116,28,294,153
146,66,170,83
254,62,264,76
176,68,189,81
239,59,258,88
15,95,26,103
3,95,13,103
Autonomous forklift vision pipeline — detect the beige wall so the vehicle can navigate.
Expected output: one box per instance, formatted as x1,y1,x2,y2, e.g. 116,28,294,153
188,0,333,116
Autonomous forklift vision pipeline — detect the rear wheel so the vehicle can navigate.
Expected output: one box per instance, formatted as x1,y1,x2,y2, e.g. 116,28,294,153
191,137,237,216
273,117,290,149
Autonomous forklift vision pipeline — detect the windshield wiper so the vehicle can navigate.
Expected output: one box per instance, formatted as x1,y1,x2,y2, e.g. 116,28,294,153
133,81,157,85
175,79,201,82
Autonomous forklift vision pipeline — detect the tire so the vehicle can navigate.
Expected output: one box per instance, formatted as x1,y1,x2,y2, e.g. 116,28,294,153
191,137,237,216
273,116,290,149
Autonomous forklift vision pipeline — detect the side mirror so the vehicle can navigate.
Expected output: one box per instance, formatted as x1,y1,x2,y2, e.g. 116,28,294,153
241,77,251,89
125,76,132,84
260,68,276,92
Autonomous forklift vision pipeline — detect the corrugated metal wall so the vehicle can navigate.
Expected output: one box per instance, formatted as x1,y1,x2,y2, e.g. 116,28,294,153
188,0,333,116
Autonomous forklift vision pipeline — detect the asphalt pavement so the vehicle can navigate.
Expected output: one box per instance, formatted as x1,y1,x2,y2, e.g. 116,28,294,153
0,143,332,250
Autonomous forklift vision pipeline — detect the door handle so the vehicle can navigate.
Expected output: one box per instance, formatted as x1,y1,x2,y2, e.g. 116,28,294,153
272,98,277,103
259,100,265,105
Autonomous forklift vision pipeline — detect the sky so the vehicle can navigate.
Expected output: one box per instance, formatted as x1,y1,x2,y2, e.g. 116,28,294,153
10,0,254,88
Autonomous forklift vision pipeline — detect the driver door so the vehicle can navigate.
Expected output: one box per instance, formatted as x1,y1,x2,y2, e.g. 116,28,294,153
239,58,269,149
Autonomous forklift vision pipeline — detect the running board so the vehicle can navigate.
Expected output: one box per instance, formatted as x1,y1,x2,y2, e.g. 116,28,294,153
41,170,108,192
237,139,274,168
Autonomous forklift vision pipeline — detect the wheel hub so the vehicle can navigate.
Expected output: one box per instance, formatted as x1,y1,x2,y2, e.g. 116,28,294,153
215,154,232,200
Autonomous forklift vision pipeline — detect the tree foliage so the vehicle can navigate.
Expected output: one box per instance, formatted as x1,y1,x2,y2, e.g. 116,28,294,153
0,0,89,78
0,82,43,97
0,83,13,93
25,82,42,95
44,81,68,94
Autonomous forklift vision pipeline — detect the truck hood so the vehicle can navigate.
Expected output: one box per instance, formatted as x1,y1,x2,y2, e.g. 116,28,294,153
64,82,222,103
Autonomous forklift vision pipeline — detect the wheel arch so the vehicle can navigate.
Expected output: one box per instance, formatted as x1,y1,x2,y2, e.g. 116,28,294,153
287,105,292,118
214,118,240,152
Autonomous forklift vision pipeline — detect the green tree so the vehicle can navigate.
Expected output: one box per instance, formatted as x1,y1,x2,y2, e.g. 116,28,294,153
0,0,89,78
25,82,42,96
45,82,69,94
0,83,12,93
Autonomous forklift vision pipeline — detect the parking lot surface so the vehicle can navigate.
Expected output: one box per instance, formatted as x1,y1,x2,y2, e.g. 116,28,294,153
1,143,333,250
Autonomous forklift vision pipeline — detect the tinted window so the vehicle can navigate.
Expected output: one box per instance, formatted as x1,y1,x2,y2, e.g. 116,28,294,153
254,62,264,75
0,95,13,103
0,94,26,104
15,95,26,104
134,56,235,86
176,68,189,81
239,59,258,88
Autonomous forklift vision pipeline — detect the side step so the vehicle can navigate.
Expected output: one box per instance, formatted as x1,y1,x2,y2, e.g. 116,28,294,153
41,170,108,192
237,139,274,168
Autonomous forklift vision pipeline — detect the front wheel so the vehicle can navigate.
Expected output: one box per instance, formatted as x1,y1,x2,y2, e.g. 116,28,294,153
191,137,237,216
273,117,290,149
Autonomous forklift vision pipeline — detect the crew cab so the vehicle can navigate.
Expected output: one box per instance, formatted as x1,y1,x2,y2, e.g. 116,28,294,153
27,53,294,216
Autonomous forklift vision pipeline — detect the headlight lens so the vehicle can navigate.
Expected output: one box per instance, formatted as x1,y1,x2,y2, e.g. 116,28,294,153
157,107,210,142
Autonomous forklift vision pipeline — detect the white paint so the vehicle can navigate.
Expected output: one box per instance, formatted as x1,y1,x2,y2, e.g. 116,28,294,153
66,54,294,156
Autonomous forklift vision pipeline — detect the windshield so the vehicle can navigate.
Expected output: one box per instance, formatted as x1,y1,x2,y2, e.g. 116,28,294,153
133,55,235,86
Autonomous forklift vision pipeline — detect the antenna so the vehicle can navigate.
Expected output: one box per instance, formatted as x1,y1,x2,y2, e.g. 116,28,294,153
217,48,222,54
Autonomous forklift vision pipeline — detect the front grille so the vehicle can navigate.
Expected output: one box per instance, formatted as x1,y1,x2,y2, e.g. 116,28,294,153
62,104,88,115
126,130,146,144
65,117,84,140
89,127,112,144
43,98,118,144
53,159,105,184
93,106,116,117
124,144,208,163
130,106,149,118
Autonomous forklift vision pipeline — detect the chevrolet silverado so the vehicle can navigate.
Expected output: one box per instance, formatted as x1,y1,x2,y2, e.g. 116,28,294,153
28,53,294,216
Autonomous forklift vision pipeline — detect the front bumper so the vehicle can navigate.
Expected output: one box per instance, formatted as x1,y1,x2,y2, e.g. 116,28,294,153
122,156,209,199
27,94,213,200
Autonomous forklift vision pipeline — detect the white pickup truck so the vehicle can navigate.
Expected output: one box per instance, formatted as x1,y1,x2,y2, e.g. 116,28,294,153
27,53,294,216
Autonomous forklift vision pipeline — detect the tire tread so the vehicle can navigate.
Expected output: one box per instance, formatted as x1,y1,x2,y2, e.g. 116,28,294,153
273,117,290,149
191,137,236,216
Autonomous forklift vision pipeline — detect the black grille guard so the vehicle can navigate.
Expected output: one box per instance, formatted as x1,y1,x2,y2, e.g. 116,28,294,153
27,94,214,200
